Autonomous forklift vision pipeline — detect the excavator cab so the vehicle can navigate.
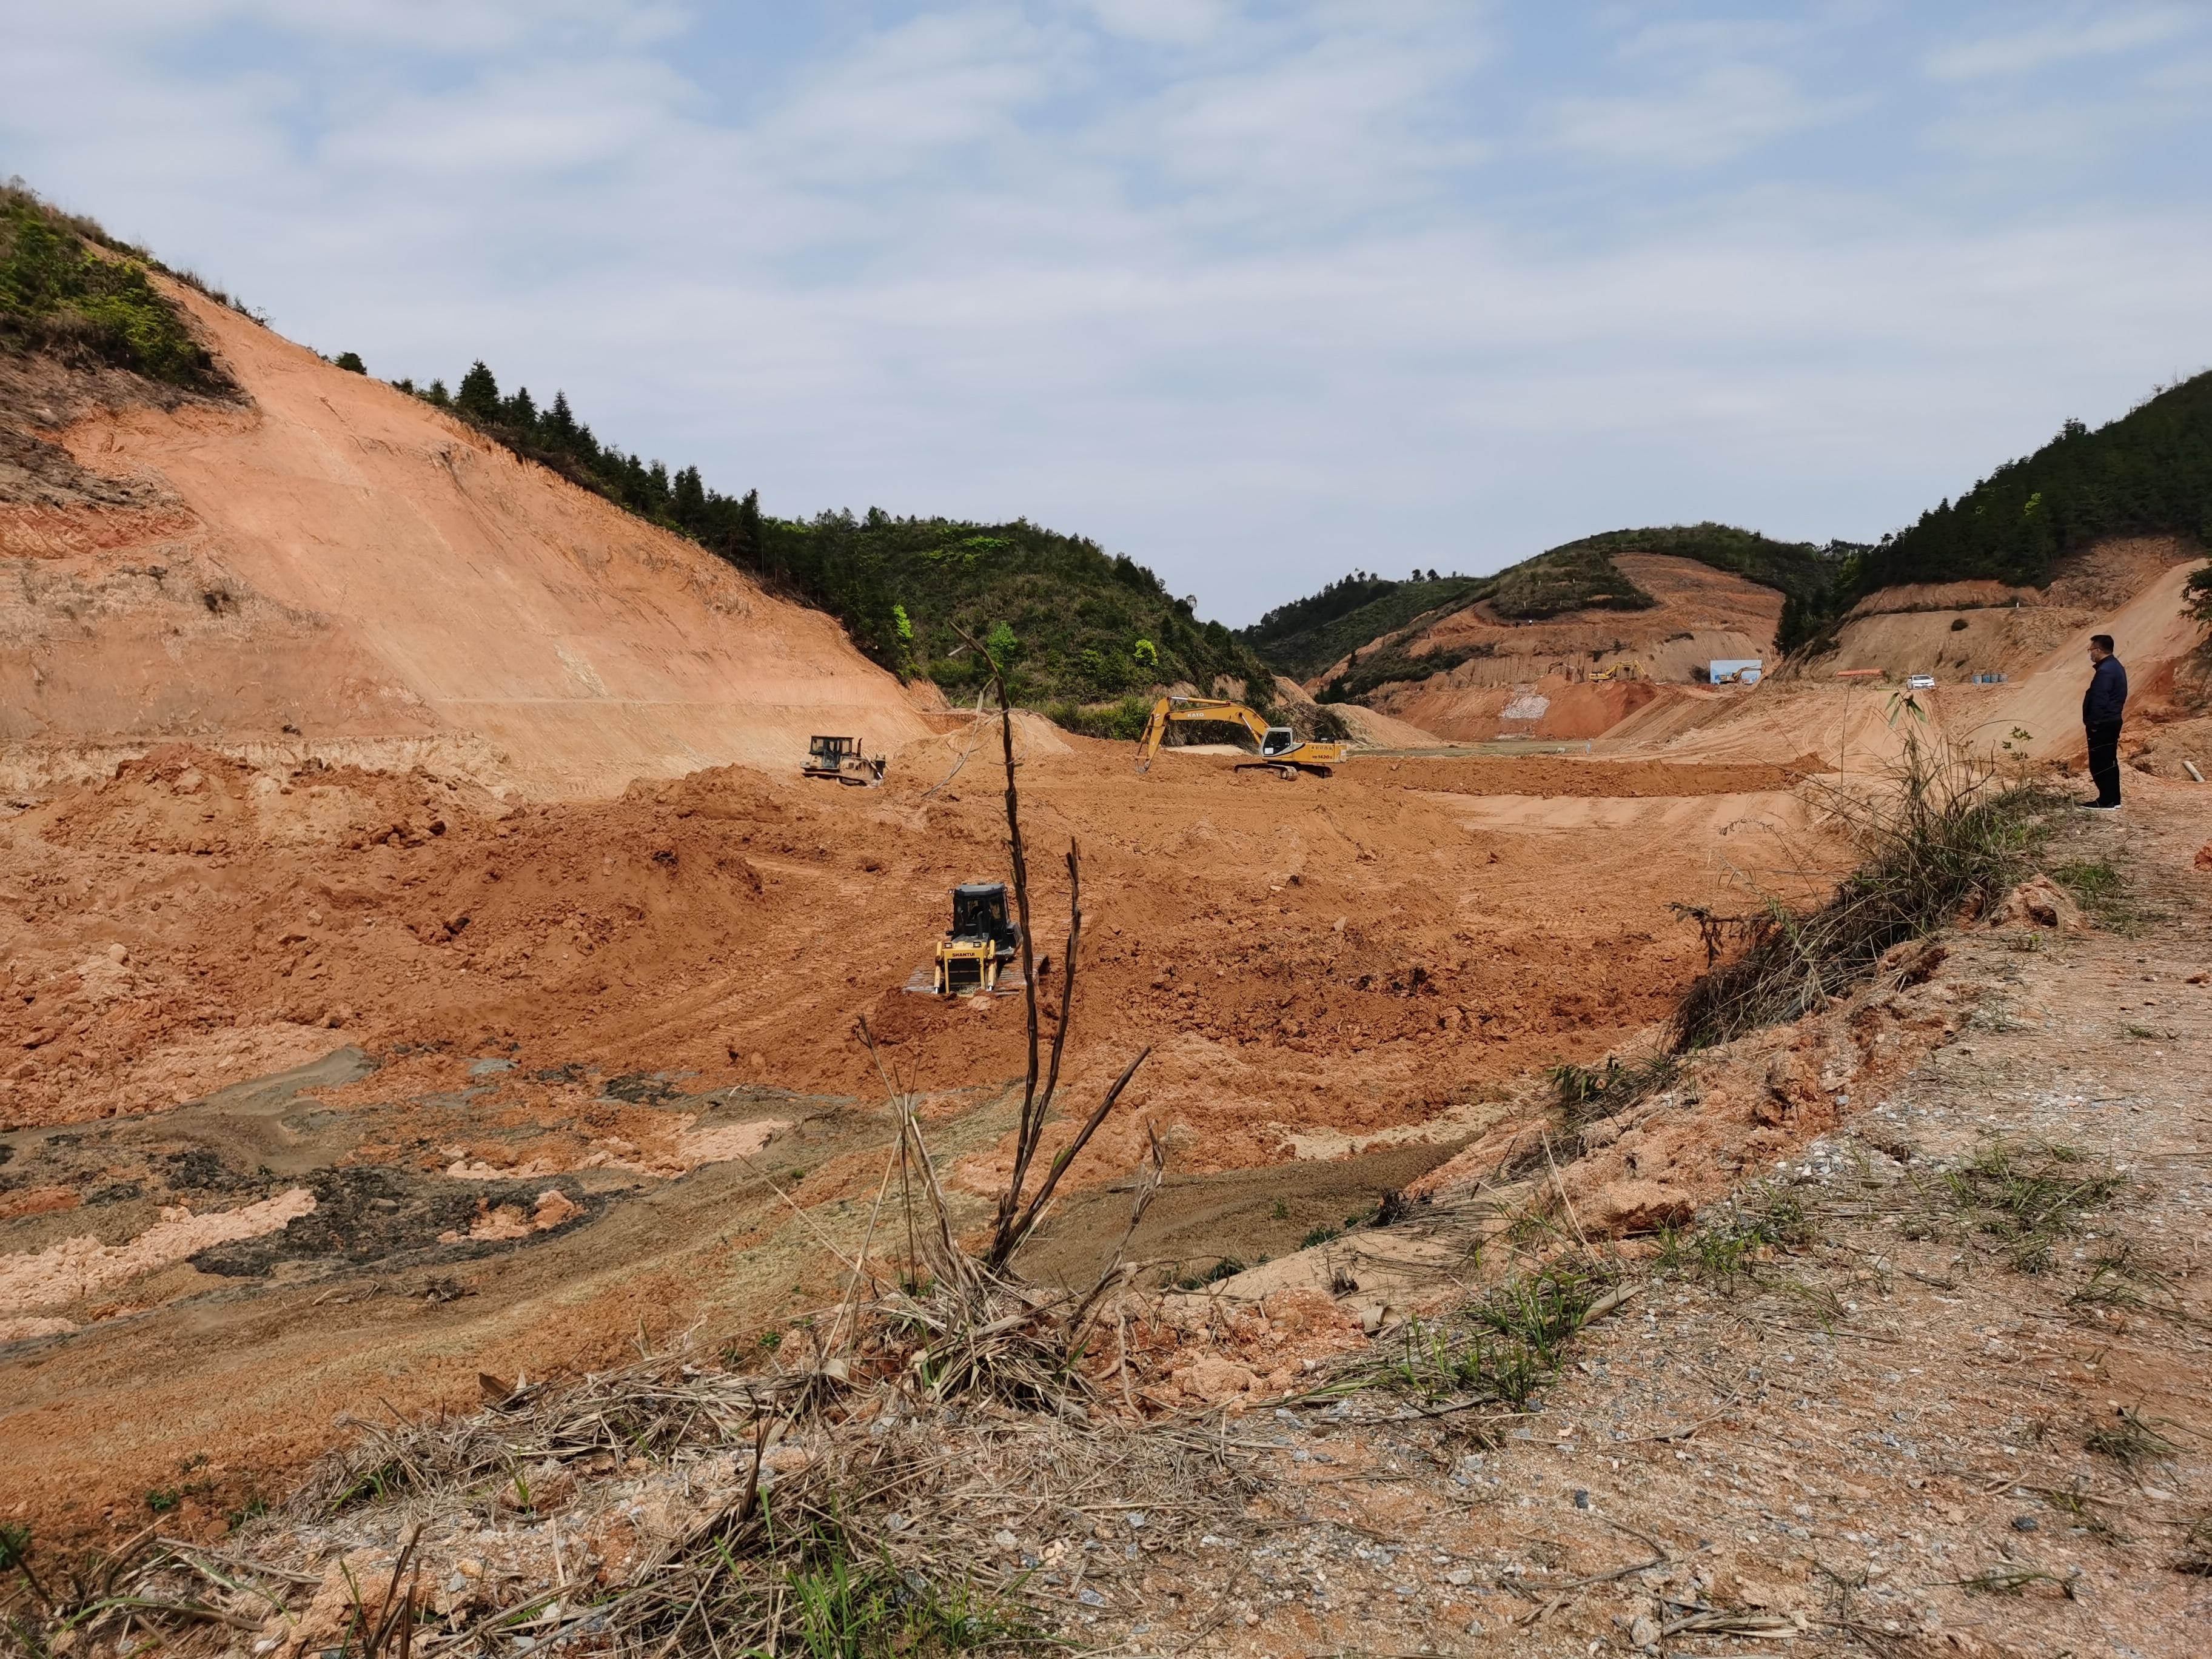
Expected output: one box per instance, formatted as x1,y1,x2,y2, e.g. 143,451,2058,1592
1260,726,1298,757
934,882,1020,994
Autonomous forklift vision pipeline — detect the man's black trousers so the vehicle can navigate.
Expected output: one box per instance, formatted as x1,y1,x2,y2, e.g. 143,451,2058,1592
2086,719,2122,806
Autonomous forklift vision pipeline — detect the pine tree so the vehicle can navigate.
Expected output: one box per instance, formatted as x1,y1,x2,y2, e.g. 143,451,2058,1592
672,465,707,532
735,488,763,569
545,390,577,444
455,361,499,423
505,386,538,432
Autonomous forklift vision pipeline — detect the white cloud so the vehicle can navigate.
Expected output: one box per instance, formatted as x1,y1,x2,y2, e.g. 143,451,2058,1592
1546,62,1863,169
2,4,2209,623
1923,4,2199,81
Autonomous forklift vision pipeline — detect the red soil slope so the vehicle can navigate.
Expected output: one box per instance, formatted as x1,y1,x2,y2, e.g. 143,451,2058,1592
1,283,929,799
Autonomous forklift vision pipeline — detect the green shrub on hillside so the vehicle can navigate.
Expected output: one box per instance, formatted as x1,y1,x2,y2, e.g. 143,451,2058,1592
1044,695,1156,741
0,187,219,387
1243,571,1407,644
1487,541,1658,620
1566,523,1837,604
1324,641,1495,703
2186,566,2212,628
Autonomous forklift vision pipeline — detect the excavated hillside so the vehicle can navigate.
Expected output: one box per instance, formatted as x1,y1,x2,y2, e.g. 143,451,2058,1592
1,280,930,799
1321,552,1785,743
4,205,2210,1658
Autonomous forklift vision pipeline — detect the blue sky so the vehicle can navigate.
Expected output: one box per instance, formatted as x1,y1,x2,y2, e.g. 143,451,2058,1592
8,1,2211,623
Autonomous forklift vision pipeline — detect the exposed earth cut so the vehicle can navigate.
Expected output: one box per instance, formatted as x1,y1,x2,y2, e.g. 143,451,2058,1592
3,262,2211,1659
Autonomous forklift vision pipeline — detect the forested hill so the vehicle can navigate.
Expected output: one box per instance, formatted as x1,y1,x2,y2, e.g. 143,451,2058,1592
1239,573,1485,685
1242,524,1837,681
1832,368,2212,610
380,360,1275,714
1248,367,2212,683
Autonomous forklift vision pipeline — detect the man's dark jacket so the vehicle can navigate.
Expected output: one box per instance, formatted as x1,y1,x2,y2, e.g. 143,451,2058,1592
2083,655,2128,725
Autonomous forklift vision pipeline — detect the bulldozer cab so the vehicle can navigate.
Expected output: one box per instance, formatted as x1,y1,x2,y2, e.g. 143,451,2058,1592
935,882,1019,996
949,882,1016,948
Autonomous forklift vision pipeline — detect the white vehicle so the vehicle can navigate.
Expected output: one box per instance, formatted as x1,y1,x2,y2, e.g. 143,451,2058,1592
1905,674,1936,690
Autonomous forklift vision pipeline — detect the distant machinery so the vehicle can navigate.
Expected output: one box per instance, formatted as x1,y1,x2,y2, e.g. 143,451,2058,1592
1133,696,1349,778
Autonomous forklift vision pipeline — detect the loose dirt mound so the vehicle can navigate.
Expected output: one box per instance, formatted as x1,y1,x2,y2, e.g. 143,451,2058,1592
1321,702,1445,748
1,281,928,799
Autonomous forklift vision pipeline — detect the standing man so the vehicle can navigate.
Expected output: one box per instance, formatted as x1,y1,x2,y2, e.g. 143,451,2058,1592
2080,634,2127,811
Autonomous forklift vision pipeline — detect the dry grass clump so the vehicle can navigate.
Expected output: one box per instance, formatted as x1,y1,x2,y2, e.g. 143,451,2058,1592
304,1364,808,1517
0,1352,1252,1659
1672,732,2054,1051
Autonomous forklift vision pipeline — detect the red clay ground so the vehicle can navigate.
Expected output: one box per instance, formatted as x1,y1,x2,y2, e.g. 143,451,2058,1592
0,734,1849,1534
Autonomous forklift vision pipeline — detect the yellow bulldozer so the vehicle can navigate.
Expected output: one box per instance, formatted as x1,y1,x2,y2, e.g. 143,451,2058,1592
932,882,1021,996
1133,695,1349,777
803,734,886,787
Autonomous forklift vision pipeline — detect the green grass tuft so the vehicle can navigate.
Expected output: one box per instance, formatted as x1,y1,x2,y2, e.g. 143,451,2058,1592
1328,1254,1619,1413
1654,1186,1818,1289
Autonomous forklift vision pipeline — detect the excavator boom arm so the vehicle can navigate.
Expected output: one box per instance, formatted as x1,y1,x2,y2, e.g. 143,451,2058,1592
1134,695,1346,773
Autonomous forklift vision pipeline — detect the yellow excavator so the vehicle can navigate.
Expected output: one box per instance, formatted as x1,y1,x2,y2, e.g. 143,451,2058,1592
1134,696,1349,777
1589,659,1644,683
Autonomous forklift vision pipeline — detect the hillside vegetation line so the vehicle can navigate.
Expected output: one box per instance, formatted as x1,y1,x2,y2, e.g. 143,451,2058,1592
381,360,1276,720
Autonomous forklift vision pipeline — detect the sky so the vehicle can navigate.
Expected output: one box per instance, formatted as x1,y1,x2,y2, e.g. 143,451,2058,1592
7,1,2211,625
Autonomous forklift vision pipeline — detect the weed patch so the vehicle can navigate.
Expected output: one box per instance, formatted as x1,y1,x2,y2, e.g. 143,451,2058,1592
1548,1052,1679,1128
1654,1186,1818,1290
1319,1254,1625,1416
1953,1566,2073,1597
2084,1407,2177,1470
1934,1139,2120,1273
2068,1244,2184,1322
1168,1258,1246,1290
2053,859,2134,928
